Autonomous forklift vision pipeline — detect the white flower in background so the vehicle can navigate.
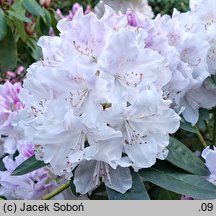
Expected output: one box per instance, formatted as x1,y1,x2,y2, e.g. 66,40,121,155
206,26,216,75
134,7,216,125
0,81,26,154
183,0,216,76
121,1,216,125
189,0,216,30
189,0,216,76
156,11,213,125
189,0,203,11
94,0,154,19
202,147,216,185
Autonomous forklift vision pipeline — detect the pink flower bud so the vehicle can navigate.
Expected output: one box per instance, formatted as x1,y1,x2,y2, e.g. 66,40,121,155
6,71,16,78
39,0,51,8
56,8,64,19
49,27,55,36
84,5,91,14
126,9,137,27
72,3,81,14
16,66,25,75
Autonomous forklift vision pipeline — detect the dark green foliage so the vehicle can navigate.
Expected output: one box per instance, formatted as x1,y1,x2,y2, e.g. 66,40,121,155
106,170,150,200
167,137,210,176
140,161,216,200
0,27,17,72
148,0,189,15
11,155,47,176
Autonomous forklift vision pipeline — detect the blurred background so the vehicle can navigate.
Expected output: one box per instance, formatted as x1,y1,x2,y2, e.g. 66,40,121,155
0,0,189,82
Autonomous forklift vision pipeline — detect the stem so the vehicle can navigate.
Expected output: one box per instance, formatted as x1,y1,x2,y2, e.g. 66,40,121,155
194,125,208,148
41,181,70,200
204,120,211,138
213,109,216,147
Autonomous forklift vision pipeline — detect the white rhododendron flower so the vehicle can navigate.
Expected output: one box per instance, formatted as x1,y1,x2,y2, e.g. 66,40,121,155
1,0,216,198
102,88,180,169
74,160,132,194
189,0,216,76
126,1,216,125
202,146,216,185
189,0,216,30
17,6,181,194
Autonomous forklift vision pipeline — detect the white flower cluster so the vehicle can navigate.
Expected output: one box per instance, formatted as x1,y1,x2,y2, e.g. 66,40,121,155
143,0,216,124
15,0,216,194
94,0,154,19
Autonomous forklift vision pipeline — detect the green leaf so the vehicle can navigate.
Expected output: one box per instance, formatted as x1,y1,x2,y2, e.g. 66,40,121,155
23,0,45,16
106,171,150,200
12,18,28,41
27,38,42,60
8,10,32,23
0,8,7,40
11,155,47,176
92,0,100,8
8,1,32,23
90,183,108,200
69,179,80,197
140,161,216,199
0,27,17,71
16,39,34,68
150,187,181,200
39,16,50,35
0,196,6,200
89,194,108,200
180,121,197,133
42,8,51,26
197,108,210,129
166,137,210,176
0,155,6,171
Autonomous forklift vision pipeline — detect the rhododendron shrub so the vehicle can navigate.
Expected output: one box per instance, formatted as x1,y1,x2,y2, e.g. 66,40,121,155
0,0,216,200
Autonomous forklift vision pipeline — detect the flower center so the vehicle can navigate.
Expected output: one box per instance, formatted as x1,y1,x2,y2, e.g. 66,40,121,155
124,120,148,145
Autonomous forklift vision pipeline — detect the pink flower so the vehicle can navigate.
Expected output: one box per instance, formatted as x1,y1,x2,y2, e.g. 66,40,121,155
0,81,24,127
126,9,137,27
17,140,35,159
0,155,65,200
56,3,91,21
0,81,25,154
50,3,91,36
4,66,25,84
181,195,194,200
